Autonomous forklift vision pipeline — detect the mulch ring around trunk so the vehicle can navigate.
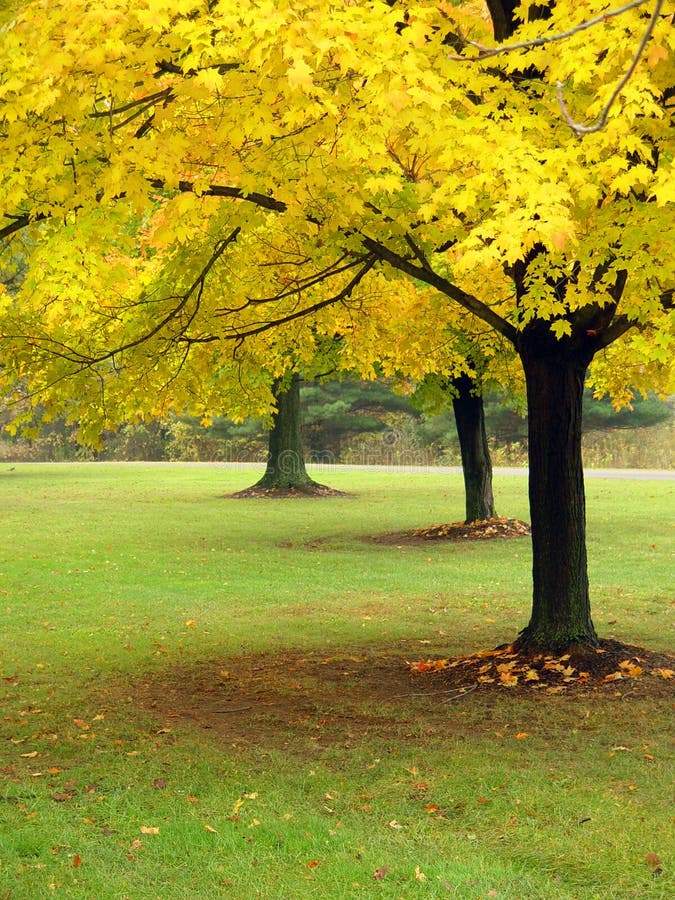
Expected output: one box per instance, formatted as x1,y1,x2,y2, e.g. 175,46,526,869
371,516,531,545
407,639,674,698
229,483,348,499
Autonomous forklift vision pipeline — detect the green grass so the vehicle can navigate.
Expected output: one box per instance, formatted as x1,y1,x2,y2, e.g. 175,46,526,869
0,463,672,898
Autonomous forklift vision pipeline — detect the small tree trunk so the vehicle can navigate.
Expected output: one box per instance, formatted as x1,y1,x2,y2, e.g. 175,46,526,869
452,374,496,523
516,333,598,651
253,374,320,491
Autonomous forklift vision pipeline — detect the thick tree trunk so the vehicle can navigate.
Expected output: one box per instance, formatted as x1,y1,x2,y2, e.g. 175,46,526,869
516,332,598,651
253,374,320,490
451,374,496,523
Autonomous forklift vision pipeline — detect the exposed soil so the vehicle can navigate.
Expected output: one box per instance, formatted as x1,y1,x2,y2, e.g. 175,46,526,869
136,640,673,753
229,482,348,499
371,516,531,546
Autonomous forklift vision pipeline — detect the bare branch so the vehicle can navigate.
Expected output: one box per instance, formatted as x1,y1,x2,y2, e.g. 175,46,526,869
215,254,363,314
404,233,434,273
0,212,47,241
149,179,289,214
193,255,378,342
556,0,665,135
90,88,174,119
465,0,651,59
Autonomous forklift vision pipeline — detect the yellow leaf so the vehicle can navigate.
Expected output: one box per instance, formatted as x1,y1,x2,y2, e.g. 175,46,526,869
652,668,674,679
140,826,159,835
287,57,314,90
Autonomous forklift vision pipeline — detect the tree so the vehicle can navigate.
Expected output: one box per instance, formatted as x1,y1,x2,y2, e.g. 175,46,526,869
247,372,329,493
0,0,672,651
451,374,496,524
412,370,498,523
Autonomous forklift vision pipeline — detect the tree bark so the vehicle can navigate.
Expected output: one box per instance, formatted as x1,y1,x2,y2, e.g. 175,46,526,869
451,374,496,523
516,329,598,651
252,374,321,490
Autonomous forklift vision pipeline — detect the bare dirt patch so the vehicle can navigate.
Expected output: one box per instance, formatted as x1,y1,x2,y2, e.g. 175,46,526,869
135,647,425,752
371,517,531,546
134,640,673,754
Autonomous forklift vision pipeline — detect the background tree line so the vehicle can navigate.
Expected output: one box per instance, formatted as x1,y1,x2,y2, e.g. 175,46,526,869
2,378,671,468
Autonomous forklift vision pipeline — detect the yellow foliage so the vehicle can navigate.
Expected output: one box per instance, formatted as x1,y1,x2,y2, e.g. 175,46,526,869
0,0,672,434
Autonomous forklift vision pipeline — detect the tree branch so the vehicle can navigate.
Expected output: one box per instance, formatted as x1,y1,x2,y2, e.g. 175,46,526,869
360,234,519,344
191,255,377,342
0,212,46,241
12,228,241,368
148,179,288,213
591,314,636,350
556,0,665,135
466,0,650,59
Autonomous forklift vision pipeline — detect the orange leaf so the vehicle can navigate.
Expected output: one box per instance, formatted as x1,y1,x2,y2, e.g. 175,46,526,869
619,661,643,677
306,860,319,869
72,854,82,868
515,732,529,740
647,44,668,68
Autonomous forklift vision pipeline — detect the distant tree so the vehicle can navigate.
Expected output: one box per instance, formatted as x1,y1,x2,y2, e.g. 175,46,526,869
1,0,672,652
248,373,328,493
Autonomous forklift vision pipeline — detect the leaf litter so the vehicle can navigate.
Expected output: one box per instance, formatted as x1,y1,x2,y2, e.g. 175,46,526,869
371,517,531,545
407,640,675,694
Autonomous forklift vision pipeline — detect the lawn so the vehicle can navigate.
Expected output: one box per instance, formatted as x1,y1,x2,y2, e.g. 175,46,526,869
0,463,672,899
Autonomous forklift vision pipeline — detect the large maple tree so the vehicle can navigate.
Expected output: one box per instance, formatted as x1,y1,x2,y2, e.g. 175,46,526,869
1,0,673,650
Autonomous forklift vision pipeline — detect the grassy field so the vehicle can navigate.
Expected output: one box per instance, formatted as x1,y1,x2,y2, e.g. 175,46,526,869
0,463,672,899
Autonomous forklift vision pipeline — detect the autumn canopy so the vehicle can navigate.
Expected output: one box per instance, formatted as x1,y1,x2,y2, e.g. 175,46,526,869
0,0,672,650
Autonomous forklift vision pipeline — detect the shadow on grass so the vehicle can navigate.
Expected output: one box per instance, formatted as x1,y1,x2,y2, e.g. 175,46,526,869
116,641,673,757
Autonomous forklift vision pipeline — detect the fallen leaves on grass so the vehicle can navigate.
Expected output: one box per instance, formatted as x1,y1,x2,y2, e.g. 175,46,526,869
370,517,530,546
414,517,531,542
645,853,663,876
407,641,675,693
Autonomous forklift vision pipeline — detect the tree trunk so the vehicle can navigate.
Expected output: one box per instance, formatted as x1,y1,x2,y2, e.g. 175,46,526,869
516,332,598,651
253,374,320,491
451,374,496,523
